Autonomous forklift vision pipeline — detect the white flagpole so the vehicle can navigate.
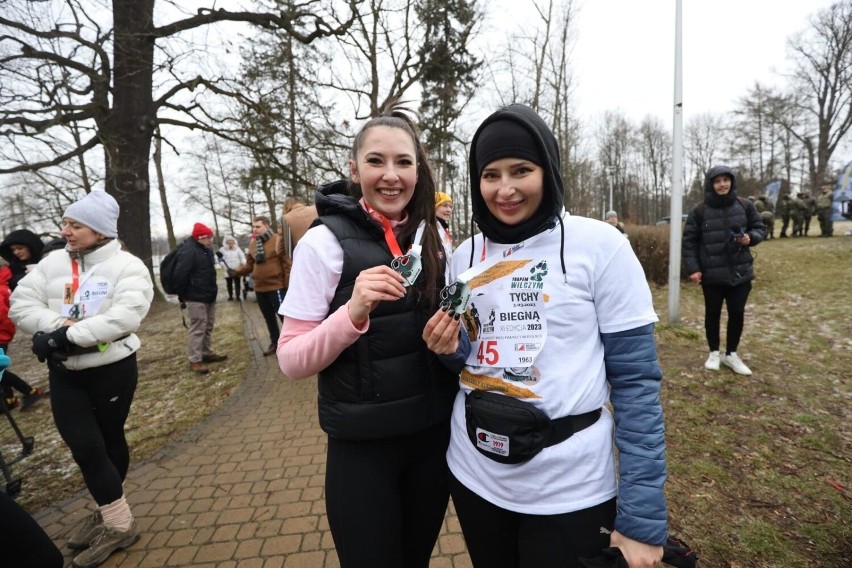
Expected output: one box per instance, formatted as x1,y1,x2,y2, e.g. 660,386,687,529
668,0,684,323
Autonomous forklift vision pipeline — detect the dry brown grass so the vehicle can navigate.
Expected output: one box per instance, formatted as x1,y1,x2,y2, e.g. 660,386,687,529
652,221,851,567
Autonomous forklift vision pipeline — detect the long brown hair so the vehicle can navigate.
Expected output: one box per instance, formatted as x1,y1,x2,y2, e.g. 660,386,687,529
348,102,444,305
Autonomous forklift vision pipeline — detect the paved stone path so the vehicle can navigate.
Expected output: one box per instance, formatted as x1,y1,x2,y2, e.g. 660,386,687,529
35,301,472,567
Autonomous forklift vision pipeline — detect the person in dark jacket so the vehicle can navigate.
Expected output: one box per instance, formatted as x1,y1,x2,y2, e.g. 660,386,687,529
0,229,45,291
0,230,49,410
277,103,466,568
172,223,227,374
683,165,765,376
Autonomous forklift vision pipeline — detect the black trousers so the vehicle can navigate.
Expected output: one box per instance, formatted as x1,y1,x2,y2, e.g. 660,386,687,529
325,420,451,568
224,276,241,299
0,491,63,567
49,354,138,505
702,281,752,353
449,472,616,568
0,343,33,399
255,289,285,345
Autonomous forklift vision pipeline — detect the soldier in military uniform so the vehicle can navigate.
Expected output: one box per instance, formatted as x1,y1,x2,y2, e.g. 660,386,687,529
816,185,834,237
801,191,817,236
755,196,774,238
790,193,806,237
776,194,791,238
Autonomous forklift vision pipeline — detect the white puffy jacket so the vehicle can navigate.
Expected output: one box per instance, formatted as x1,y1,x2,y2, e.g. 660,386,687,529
9,239,154,370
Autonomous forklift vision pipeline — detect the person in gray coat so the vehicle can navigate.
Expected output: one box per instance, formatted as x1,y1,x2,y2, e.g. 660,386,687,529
683,165,766,376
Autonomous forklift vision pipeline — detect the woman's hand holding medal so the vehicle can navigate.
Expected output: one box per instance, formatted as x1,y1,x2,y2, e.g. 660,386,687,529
347,265,406,325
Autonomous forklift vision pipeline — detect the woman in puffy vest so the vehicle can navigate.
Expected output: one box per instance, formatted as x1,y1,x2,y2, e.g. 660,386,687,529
276,102,467,567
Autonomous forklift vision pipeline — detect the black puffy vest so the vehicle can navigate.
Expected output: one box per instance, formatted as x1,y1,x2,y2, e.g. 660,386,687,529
315,213,458,441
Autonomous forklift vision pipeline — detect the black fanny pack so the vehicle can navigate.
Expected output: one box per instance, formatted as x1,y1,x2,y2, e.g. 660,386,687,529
465,390,601,465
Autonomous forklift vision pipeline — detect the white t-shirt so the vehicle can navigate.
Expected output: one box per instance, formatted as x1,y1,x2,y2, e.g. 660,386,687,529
447,211,658,515
279,225,343,320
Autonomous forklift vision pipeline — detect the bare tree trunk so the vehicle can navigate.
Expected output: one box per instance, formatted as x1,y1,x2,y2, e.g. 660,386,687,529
107,0,155,267
153,129,176,250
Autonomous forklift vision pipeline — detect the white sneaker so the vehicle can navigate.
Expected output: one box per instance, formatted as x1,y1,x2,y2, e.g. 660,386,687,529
721,352,752,375
704,351,721,371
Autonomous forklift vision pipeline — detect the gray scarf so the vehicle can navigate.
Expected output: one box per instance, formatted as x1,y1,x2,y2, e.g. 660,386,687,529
255,230,273,264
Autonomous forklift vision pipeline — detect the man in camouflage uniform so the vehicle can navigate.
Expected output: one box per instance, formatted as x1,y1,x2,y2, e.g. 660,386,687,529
816,185,834,237
776,194,791,238
790,193,807,237
801,191,817,236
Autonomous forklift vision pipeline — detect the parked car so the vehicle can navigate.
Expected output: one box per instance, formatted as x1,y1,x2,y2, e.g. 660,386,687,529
655,214,689,225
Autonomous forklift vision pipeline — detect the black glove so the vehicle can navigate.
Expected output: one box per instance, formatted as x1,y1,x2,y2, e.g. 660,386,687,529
32,327,73,363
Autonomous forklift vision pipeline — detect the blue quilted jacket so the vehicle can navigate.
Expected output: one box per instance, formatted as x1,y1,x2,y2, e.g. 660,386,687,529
601,323,668,545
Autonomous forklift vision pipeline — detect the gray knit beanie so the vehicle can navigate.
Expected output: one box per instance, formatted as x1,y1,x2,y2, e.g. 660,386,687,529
63,191,120,238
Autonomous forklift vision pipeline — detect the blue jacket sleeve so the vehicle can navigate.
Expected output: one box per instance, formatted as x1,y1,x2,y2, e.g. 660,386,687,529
601,323,668,545
437,325,470,374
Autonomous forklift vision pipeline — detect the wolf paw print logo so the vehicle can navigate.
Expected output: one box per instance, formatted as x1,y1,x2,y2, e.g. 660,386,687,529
390,252,422,286
390,255,414,279
529,260,548,282
440,280,472,315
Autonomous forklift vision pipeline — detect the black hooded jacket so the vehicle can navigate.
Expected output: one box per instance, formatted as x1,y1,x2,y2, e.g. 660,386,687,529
0,229,45,291
469,104,565,244
682,165,766,286
171,237,218,303
312,181,458,441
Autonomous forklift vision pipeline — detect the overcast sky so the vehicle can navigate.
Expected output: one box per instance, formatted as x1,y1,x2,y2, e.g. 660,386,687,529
167,0,844,237
485,0,837,125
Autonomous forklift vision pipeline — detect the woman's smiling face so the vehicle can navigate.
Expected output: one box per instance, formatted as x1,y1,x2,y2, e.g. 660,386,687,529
479,158,544,226
350,126,417,221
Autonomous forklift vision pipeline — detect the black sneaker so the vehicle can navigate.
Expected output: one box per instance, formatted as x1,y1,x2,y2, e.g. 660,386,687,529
21,388,49,411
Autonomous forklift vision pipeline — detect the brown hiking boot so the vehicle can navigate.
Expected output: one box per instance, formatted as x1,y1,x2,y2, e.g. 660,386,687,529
71,520,140,568
190,362,209,374
202,353,228,363
67,510,103,550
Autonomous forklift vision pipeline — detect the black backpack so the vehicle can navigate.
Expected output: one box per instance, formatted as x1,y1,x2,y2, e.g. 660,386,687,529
159,247,180,294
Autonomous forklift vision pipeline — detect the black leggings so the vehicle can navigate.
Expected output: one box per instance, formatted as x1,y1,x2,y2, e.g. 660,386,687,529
255,289,284,345
224,276,241,299
0,491,63,567
1,370,32,399
0,343,32,399
325,420,451,568
702,281,752,353
49,354,138,505
449,473,616,568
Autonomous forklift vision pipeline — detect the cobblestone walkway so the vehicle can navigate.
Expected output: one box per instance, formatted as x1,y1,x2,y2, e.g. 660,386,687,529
36,302,472,567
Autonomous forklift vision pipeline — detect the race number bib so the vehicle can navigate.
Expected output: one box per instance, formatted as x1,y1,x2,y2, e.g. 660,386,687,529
464,259,548,369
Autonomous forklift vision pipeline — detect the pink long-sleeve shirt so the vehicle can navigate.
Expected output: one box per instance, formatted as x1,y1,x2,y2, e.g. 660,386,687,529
276,302,368,379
